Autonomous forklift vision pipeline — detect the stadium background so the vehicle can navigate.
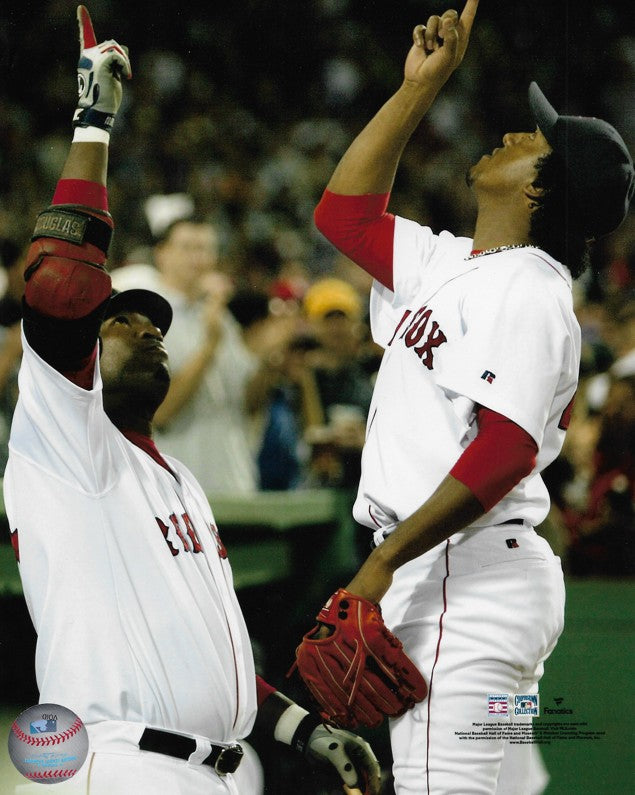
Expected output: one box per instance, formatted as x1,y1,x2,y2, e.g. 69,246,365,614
0,0,633,792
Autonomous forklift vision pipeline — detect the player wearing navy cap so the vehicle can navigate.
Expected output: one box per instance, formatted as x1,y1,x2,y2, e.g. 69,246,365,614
294,1,634,793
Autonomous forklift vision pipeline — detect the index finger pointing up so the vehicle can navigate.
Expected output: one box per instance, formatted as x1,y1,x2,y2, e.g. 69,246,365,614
77,5,97,50
460,0,480,35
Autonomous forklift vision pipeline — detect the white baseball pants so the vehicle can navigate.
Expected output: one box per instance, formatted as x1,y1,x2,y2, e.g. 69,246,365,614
379,523,565,795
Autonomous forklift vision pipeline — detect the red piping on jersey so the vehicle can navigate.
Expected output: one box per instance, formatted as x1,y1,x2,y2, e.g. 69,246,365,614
314,190,395,290
222,605,242,730
426,539,450,794
368,506,382,529
532,253,571,286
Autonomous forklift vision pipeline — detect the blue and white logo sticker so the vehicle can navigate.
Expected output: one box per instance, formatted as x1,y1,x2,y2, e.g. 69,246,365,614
514,694,539,716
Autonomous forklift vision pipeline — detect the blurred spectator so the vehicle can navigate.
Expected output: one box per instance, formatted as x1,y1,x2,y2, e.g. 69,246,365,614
254,333,321,491
0,237,25,472
228,288,273,355
112,218,261,494
227,287,319,491
585,293,635,411
567,374,635,576
228,286,302,472
302,277,374,489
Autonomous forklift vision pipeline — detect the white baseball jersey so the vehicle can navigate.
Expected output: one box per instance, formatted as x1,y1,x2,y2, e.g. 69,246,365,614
354,217,581,530
4,330,257,743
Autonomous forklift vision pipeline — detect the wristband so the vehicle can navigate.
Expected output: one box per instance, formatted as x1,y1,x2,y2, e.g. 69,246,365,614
72,126,111,144
73,106,115,134
32,206,113,255
289,713,322,755
273,703,319,753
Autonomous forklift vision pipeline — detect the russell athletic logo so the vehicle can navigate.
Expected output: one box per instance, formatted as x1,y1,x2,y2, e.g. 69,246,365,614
481,370,496,384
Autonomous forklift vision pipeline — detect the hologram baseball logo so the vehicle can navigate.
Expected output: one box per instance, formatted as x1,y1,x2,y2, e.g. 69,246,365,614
30,718,57,734
514,694,539,716
488,695,508,715
8,703,89,783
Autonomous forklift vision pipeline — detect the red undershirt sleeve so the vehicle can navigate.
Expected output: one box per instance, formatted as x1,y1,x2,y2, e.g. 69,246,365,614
256,675,277,706
450,406,538,513
314,190,395,290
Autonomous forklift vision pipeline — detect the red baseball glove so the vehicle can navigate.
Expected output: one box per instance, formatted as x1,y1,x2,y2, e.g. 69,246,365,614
291,589,428,729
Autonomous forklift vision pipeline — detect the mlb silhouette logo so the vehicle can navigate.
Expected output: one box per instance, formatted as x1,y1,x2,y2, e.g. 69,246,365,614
514,694,539,716
30,718,57,734
481,370,496,384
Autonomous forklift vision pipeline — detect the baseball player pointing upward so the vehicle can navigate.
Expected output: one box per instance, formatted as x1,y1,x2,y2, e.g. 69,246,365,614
293,1,634,793
5,7,381,794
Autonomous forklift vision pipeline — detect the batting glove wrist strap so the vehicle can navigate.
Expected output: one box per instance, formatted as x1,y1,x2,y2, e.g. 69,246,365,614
73,107,116,133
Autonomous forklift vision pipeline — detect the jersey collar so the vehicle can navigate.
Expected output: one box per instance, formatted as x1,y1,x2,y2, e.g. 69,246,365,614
120,428,176,477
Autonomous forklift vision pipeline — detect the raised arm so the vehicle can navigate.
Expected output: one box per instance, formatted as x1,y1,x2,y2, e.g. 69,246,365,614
22,6,131,382
327,1,479,195
314,1,479,290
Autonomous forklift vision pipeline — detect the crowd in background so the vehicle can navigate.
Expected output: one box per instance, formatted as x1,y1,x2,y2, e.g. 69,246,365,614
0,0,633,576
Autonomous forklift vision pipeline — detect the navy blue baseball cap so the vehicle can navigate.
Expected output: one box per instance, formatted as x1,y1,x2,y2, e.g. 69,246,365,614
105,289,173,336
529,82,634,239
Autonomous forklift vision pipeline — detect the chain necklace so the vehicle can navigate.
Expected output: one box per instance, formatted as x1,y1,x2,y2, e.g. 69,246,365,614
466,244,533,260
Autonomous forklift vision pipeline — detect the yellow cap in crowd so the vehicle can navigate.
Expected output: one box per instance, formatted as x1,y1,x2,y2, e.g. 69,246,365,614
303,278,362,320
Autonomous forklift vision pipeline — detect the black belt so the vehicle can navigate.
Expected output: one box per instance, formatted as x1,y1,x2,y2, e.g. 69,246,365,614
371,518,525,549
139,728,243,775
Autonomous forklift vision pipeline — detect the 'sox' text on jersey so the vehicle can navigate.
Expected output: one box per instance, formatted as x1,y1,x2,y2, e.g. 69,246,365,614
156,512,229,559
388,305,447,368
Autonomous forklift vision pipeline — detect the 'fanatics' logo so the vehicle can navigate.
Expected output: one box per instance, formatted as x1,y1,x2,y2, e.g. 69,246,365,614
481,370,496,384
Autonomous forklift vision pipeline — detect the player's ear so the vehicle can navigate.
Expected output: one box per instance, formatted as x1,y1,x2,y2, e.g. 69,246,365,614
524,181,544,211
